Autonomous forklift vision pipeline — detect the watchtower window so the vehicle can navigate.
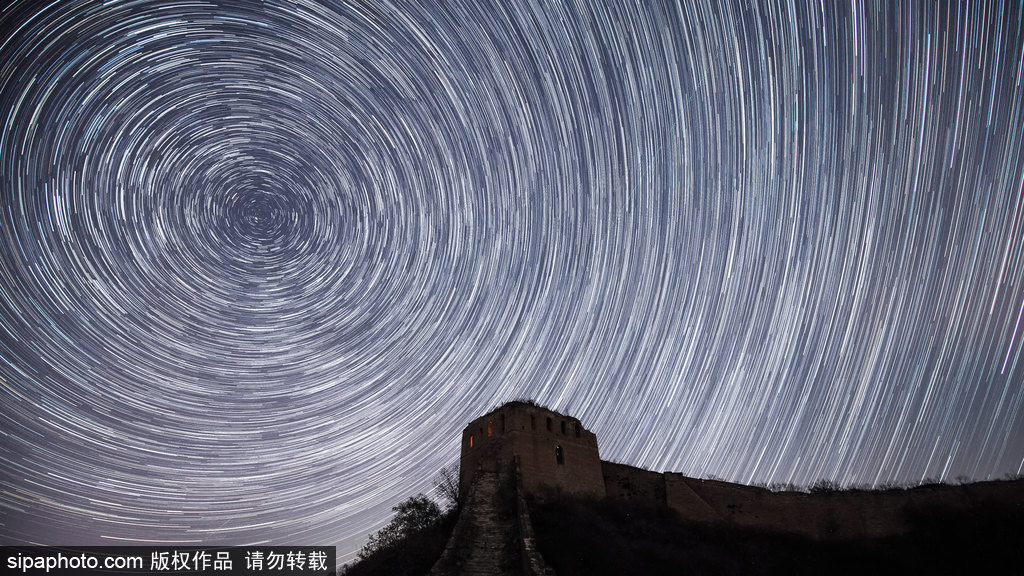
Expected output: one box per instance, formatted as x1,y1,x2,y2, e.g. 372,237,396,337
531,415,536,430
555,445,564,465
560,420,566,435
488,421,493,437
469,435,474,448
575,423,580,438
546,417,552,431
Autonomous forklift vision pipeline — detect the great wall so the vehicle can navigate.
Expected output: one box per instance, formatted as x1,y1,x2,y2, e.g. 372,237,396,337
424,401,1024,575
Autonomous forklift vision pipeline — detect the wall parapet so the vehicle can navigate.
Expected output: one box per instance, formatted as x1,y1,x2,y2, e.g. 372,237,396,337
600,465,1024,541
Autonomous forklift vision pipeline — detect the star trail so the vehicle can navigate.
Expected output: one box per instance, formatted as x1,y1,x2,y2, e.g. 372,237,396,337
2,0,1023,564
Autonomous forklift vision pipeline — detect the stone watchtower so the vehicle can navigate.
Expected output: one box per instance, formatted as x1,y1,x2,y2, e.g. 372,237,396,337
459,401,605,500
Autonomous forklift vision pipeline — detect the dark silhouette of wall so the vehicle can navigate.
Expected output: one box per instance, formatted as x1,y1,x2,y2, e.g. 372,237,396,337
438,402,1024,576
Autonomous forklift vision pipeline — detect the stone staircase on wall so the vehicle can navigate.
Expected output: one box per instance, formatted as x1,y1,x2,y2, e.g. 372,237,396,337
430,461,554,576
430,467,520,576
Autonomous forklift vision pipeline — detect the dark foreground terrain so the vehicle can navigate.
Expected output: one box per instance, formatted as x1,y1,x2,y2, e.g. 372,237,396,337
530,494,1024,575
344,482,1024,575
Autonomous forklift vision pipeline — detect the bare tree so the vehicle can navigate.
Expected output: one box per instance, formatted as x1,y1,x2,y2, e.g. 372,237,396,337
433,463,460,511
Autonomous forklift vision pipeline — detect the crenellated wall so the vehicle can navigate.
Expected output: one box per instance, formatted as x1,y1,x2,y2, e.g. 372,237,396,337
609,467,1024,540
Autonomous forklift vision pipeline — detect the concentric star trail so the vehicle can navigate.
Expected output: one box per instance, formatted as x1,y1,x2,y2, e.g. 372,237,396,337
2,0,1022,564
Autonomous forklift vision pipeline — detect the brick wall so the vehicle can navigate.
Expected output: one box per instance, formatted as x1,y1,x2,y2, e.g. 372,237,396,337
460,402,605,501
455,403,1024,557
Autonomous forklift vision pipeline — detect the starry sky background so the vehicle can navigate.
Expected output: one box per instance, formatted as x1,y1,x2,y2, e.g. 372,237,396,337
2,0,1023,564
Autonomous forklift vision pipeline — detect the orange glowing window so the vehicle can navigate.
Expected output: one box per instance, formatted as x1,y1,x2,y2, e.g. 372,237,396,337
469,435,474,448
488,421,493,437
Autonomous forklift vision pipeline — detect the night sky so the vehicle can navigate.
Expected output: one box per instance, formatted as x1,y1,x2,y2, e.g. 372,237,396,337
2,0,1023,564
